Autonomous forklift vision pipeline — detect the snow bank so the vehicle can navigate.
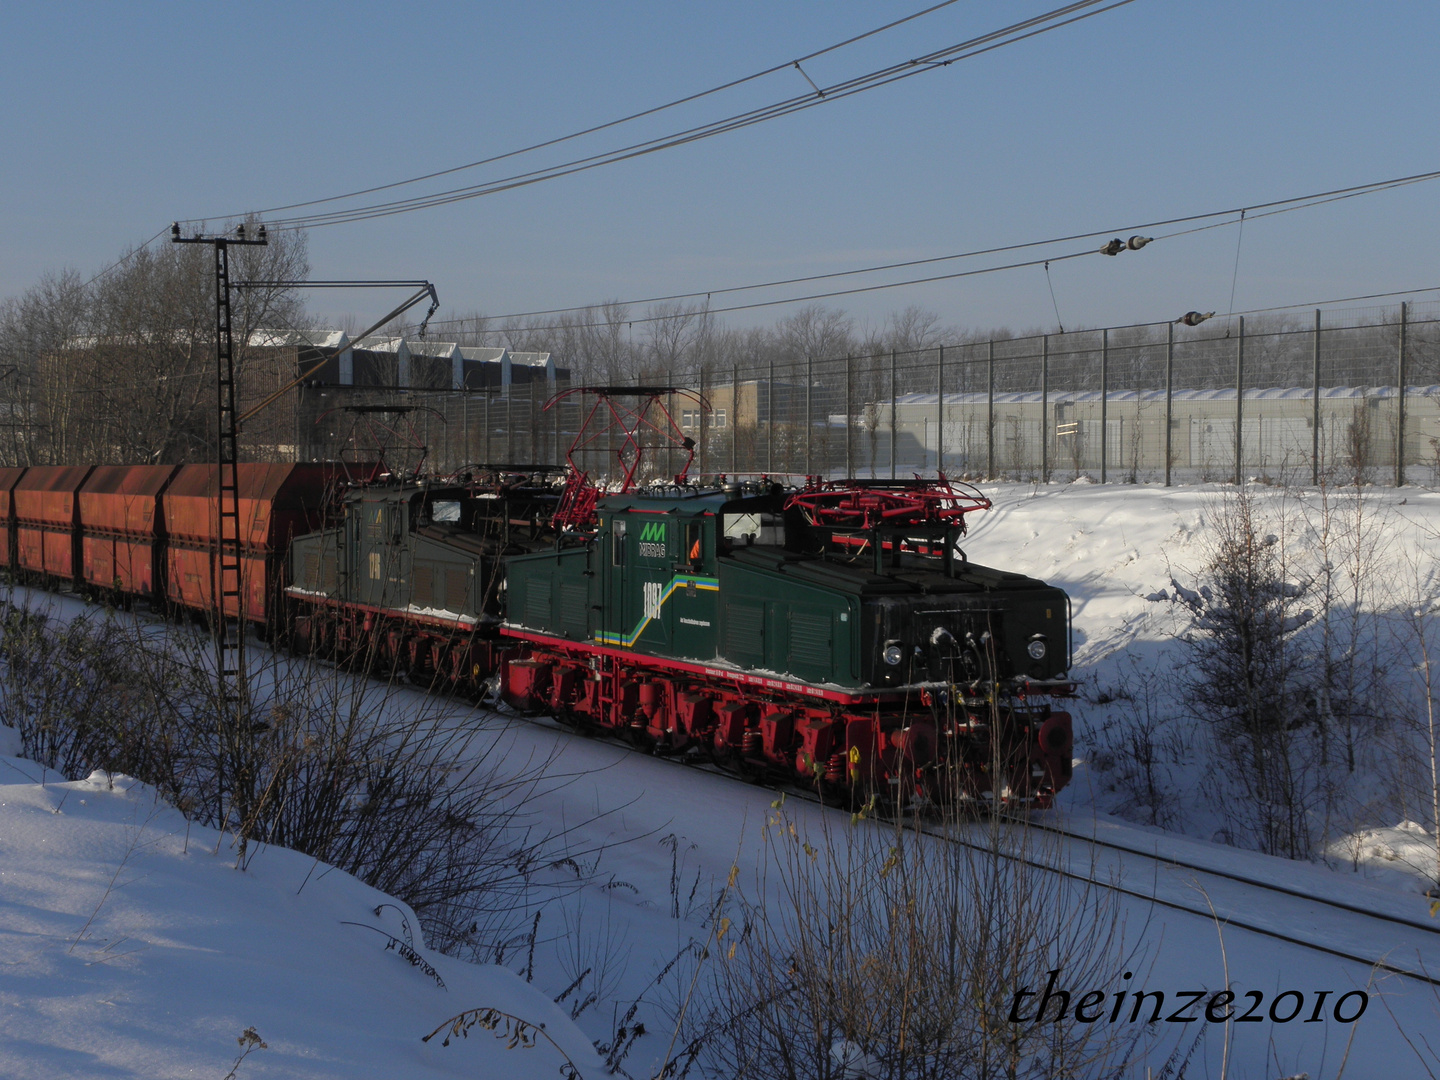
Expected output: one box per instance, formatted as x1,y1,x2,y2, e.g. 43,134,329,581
0,753,600,1079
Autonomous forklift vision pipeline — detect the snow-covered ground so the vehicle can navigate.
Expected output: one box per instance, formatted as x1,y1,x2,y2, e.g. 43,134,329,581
4,480,1440,1078
0,738,604,1079
968,480,1440,888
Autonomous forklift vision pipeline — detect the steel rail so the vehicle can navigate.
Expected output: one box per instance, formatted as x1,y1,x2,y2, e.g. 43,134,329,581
1026,817,1440,937
733,774,1440,989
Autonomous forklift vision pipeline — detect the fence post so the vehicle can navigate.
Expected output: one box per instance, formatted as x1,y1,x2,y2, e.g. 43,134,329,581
1397,301,1408,487
768,358,775,475
1234,316,1244,485
845,355,853,478
805,355,813,477
484,389,491,464
507,383,515,466
1100,328,1108,484
890,349,898,480
936,344,944,473
732,363,740,475
1040,335,1049,483
1312,309,1321,485
986,339,995,478
1164,321,1174,487
440,393,449,471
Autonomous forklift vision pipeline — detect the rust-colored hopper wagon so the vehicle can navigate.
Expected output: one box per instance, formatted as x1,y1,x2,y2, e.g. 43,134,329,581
161,463,342,631
0,467,26,571
12,466,95,585
77,465,180,604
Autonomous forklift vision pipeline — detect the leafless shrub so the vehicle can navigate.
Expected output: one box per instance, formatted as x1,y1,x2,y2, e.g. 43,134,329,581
1393,543,1440,894
1089,657,1187,829
1345,398,1374,486
424,1006,582,1079
1306,473,1393,777
674,795,1150,1080
0,591,602,958
0,600,192,790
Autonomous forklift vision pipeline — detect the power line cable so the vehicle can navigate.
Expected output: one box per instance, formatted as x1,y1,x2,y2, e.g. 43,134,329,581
73,227,171,293
238,0,968,218
448,248,1100,333
216,0,1133,231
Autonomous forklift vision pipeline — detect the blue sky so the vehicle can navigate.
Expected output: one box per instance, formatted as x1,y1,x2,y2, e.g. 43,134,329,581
3,1,1438,335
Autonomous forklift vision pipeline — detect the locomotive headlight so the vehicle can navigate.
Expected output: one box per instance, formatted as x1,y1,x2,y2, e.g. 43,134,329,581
882,641,904,666
1026,637,1048,660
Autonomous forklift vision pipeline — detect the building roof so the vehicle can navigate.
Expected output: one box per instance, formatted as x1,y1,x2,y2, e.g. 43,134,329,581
248,329,349,350
353,336,406,354
406,340,460,359
458,346,507,363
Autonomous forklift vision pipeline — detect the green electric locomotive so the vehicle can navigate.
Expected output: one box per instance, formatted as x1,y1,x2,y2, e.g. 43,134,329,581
500,480,1074,806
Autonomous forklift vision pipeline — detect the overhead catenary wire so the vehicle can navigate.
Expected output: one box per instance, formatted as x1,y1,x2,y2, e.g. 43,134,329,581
448,249,1100,333
239,0,969,218
1043,261,1065,333
269,1,1132,229
398,167,1440,334
208,0,1135,231
1226,207,1247,317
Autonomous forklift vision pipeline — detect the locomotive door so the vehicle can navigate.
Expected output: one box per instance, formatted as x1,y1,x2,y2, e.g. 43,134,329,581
605,511,671,653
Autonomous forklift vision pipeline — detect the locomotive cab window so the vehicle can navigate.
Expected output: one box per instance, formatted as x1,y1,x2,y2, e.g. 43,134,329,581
430,499,462,524
684,521,704,566
612,518,626,565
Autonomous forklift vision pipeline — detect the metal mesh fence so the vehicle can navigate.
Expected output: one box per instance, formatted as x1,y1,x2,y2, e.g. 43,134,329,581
295,299,1440,487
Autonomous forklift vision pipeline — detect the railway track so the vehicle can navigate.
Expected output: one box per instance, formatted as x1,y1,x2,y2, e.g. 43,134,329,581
984,815,1440,988
10,582,1440,989
655,752,1440,989
1031,817,1440,937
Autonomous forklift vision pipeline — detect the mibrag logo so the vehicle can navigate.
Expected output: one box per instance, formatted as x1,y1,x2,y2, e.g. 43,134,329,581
637,520,667,558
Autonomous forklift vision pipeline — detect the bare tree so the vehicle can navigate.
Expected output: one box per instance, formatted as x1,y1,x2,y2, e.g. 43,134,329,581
0,269,90,465
0,225,309,465
644,300,700,382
